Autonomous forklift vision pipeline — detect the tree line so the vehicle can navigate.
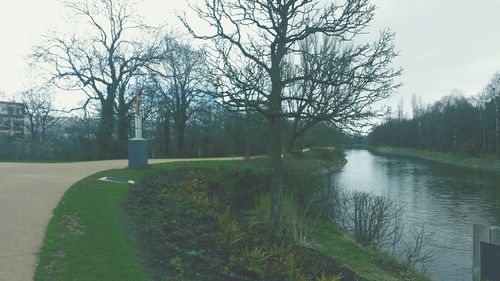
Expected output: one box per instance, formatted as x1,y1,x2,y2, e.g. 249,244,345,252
0,88,352,161
370,72,500,156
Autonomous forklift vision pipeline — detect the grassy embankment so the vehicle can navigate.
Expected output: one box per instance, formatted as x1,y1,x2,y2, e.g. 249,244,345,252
35,150,429,281
34,161,236,281
372,146,500,172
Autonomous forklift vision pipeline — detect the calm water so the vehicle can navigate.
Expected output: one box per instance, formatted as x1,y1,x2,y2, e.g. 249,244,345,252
332,150,500,281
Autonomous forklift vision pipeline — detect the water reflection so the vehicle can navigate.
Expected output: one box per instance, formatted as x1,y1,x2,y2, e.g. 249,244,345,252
332,150,500,281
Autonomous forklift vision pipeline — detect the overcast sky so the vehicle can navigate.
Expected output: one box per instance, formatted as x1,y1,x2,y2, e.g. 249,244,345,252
1,0,500,114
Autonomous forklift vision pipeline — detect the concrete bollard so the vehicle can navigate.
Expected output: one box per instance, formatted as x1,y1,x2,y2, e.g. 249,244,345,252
473,225,500,281
128,138,148,168
473,224,489,281
491,226,500,245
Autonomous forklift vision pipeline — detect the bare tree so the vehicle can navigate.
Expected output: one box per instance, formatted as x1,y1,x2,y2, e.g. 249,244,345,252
400,224,435,268
133,79,173,157
32,0,163,158
411,94,423,149
19,86,59,142
470,92,488,153
181,0,400,231
150,37,207,157
484,71,500,156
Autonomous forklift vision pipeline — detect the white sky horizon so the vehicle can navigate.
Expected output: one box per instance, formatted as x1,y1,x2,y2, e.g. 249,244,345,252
1,0,500,116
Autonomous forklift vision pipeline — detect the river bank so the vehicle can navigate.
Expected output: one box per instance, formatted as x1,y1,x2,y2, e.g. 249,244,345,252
122,156,429,281
371,146,500,173
34,152,430,281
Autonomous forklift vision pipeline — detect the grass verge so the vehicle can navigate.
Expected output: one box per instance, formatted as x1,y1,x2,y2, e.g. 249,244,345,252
314,223,428,281
372,146,500,172
34,160,238,281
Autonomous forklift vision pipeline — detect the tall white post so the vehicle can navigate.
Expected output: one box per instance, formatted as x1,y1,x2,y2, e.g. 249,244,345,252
134,114,142,139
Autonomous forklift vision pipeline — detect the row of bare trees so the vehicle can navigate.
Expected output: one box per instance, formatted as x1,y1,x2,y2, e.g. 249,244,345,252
31,0,199,158
371,72,500,156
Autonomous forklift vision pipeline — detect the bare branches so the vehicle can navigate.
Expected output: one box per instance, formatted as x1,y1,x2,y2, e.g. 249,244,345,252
182,0,399,132
335,190,404,248
31,0,165,156
146,36,210,156
282,31,399,145
32,0,161,101
19,86,60,142
401,224,435,267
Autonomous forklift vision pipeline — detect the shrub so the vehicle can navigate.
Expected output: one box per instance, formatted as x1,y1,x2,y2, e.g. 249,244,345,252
210,166,270,210
218,207,246,255
335,191,404,248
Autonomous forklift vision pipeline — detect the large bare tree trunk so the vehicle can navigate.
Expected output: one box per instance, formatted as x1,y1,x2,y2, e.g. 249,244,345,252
269,63,284,232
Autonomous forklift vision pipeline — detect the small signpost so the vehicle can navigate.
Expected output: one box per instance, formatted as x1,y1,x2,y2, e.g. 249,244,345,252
473,224,500,281
128,89,148,168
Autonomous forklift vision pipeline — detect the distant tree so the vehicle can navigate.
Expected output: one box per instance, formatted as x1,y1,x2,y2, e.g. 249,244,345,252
181,0,400,231
371,93,483,155
134,79,173,158
285,35,399,151
32,0,163,158
410,94,423,149
470,92,489,152
484,72,500,156
19,86,59,142
149,37,207,157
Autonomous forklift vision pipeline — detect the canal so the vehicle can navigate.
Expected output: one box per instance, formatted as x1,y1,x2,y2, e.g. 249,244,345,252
332,150,500,281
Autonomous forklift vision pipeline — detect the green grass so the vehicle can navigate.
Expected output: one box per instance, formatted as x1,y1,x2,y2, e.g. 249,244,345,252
314,223,429,281
373,146,500,172
34,160,238,281
251,192,429,281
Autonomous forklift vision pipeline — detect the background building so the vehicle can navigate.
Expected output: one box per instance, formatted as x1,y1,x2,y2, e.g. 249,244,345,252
0,101,25,136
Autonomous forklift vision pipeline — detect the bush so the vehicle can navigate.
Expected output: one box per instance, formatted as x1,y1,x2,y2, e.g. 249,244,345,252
335,191,404,248
211,166,270,210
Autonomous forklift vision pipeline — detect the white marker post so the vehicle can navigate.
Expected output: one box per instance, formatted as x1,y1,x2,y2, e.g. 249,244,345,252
134,90,142,139
128,89,148,168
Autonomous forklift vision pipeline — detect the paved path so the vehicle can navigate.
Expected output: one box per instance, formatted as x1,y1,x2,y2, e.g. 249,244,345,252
0,158,239,281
